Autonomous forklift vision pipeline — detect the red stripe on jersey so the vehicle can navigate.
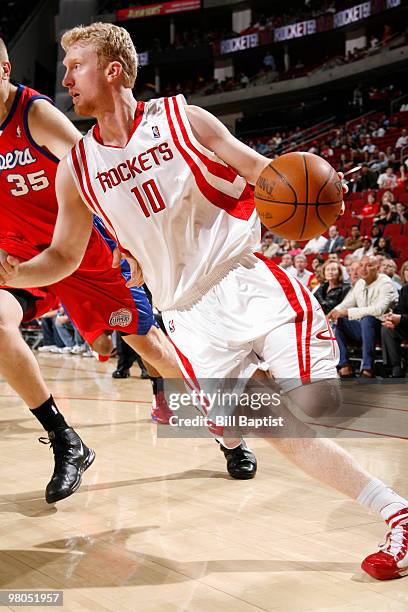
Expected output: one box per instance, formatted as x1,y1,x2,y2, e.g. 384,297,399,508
77,140,130,256
172,96,236,183
296,281,313,383
255,253,310,383
168,336,224,437
93,101,145,148
164,97,254,221
71,146,98,215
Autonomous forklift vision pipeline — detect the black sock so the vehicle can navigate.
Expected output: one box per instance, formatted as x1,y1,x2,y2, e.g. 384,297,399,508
30,395,69,432
150,377,164,396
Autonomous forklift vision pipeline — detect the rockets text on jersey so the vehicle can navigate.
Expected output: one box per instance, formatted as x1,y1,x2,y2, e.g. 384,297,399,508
68,95,260,311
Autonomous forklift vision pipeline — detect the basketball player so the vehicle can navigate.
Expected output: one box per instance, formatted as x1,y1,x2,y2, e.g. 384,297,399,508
2,23,407,579
0,39,256,505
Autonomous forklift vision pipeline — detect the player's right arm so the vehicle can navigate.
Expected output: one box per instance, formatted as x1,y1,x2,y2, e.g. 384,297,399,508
0,158,92,287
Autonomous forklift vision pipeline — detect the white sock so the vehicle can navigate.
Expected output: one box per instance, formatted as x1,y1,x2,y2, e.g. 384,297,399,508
357,478,408,523
215,436,250,450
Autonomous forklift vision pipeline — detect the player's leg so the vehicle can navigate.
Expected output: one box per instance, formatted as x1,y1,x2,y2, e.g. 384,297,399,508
0,289,94,503
254,291,408,580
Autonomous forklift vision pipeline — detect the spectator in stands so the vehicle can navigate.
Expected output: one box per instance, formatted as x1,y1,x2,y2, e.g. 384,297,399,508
277,238,291,255
320,225,344,254
279,253,296,275
288,240,302,256
381,190,394,207
349,260,361,286
311,255,325,275
395,202,408,225
370,224,383,248
374,203,398,227
354,193,380,221
375,236,396,259
396,164,407,188
377,166,397,190
353,236,375,259
302,234,327,255
395,128,408,149
38,308,66,353
260,231,280,258
385,146,397,167
362,136,376,154
263,51,276,71
400,260,408,285
331,255,398,378
314,260,351,315
380,258,402,292
293,254,314,287
344,225,363,251
381,283,408,377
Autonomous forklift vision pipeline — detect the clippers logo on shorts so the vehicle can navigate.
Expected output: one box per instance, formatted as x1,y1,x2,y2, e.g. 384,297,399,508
152,125,160,138
109,308,133,327
168,319,175,333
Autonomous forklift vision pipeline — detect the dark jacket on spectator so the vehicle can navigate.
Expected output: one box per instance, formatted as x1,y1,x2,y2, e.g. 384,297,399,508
356,171,378,191
314,282,351,315
394,284,408,333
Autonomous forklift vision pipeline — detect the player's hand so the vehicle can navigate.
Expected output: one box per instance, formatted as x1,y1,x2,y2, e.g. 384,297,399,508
0,251,20,285
124,255,144,288
337,171,348,215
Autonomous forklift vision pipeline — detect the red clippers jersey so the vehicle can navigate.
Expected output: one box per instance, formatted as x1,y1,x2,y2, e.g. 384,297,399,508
0,84,59,252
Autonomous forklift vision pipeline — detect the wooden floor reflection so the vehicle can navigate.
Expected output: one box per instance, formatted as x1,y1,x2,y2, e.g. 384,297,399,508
1,354,408,611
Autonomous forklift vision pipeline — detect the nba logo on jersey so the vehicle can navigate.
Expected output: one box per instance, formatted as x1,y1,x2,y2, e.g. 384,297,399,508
152,125,160,138
16,125,21,138
168,319,175,333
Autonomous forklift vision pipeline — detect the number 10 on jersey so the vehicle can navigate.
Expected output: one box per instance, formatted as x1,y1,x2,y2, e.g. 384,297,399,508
131,179,166,218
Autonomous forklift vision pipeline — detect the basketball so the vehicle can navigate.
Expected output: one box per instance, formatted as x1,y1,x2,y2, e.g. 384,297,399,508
255,152,343,240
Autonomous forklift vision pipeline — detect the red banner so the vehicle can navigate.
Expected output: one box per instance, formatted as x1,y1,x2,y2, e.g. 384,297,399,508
116,0,200,21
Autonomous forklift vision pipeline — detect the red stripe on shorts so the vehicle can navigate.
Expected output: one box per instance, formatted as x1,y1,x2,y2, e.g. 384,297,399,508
254,252,312,383
168,336,224,437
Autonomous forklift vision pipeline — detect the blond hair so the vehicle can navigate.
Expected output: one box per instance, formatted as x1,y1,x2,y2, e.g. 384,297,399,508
61,22,137,88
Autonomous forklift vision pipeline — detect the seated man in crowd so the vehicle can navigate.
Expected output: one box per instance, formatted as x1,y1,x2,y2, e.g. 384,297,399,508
380,258,402,293
344,225,363,251
382,282,408,378
330,255,397,378
293,254,315,288
260,231,280,258
320,225,344,254
278,253,296,275
302,234,327,255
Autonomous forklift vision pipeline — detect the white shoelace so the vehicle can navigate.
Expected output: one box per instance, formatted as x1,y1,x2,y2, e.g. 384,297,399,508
380,524,407,557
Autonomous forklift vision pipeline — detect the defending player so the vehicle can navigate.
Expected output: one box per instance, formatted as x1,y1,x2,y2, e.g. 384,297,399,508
0,39,256,504
2,23,407,579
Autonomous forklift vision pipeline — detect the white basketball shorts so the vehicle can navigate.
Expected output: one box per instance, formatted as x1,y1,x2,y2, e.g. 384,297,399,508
162,253,339,393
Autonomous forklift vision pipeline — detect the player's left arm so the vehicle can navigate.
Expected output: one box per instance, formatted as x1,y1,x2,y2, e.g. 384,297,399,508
185,105,348,204
185,105,270,184
28,99,82,159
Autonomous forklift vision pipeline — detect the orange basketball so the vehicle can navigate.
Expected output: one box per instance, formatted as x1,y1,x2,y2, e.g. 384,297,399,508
254,152,343,240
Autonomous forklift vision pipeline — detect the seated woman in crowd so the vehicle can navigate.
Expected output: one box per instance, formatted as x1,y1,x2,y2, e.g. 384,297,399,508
400,260,408,286
370,224,383,249
395,202,408,225
314,260,351,315
374,203,398,227
375,236,396,259
288,240,302,256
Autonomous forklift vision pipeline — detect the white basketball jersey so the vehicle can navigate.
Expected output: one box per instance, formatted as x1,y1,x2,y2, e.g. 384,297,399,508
68,95,260,310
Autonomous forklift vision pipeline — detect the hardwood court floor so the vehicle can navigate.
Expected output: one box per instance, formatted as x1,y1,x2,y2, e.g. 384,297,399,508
1,353,408,611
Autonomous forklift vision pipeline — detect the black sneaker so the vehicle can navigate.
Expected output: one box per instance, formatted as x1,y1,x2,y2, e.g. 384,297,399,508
220,442,257,480
112,369,130,379
40,428,95,504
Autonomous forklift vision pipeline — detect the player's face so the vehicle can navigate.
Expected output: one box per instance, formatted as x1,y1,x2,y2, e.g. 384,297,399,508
62,44,106,117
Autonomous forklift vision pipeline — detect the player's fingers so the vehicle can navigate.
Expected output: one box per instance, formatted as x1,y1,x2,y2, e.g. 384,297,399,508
112,247,121,268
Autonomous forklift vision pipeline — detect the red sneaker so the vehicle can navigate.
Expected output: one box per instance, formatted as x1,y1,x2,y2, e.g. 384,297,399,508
151,391,173,424
362,508,408,580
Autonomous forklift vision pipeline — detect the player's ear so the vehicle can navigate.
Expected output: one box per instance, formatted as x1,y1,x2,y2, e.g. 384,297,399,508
1,61,11,80
106,61,123,83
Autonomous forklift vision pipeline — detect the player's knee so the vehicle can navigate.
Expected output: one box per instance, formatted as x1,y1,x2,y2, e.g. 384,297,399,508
288,379,342,419
91,332,112,356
